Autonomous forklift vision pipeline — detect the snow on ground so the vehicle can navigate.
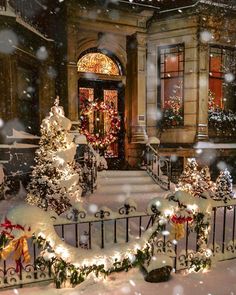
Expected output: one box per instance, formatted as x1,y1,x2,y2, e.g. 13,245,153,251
1,171,236,294
1,260,236,295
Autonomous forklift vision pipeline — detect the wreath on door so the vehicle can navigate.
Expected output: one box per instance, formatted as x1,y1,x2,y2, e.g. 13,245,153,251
80,101,121,149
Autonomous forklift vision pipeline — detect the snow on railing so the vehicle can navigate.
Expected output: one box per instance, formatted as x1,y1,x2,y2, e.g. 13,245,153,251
1,197,236,288
145,143,171,190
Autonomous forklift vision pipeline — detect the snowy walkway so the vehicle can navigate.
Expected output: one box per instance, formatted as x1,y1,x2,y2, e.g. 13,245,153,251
1,259,236,295
84,170,172,211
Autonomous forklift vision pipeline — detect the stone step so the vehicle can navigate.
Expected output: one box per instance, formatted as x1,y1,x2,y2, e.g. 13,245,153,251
96,183,161,194
99,170,148,177
98,176,154,185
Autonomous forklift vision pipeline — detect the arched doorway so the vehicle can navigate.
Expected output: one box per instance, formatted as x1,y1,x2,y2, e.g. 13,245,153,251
77,49,125,167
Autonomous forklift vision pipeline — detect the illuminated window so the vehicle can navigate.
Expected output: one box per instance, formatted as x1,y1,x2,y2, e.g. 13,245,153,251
77,52,120,76
209,46,236,111
158,44,184,128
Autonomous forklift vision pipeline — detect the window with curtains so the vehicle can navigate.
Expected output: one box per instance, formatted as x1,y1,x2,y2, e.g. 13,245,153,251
158,44,184,128
208,46,236,137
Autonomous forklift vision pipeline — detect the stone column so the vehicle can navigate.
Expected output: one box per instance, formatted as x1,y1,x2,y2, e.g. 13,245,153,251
67,23,79,121
196,44,209,141
131,32,148,143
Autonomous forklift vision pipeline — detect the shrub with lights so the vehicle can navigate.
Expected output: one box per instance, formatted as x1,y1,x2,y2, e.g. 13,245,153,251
176,159,234,203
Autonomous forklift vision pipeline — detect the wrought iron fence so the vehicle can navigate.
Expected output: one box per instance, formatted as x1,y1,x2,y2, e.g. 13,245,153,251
145,143,171,190
1,199,236,289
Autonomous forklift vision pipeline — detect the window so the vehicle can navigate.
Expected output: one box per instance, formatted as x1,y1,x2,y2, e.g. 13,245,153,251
158,44,184,128
77,52,120,76
209,46,236,111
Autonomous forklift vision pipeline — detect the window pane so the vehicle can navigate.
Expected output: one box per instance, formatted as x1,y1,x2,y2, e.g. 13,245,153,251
77,53,120,75
209,78,223,108
210,56,222,75
163,78,183,107
209,46,236,112
165,54,179,72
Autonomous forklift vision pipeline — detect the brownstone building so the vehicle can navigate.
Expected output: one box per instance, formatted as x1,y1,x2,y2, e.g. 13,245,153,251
0,0,236,178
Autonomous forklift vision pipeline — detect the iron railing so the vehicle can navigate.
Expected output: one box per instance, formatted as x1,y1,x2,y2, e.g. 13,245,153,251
145,143,171,190
0,0,47,37
75,144,97,195
1,199,236,289
0,203,155,289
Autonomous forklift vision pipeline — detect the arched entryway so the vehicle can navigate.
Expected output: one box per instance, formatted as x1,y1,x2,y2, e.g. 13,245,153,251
77,49,125,168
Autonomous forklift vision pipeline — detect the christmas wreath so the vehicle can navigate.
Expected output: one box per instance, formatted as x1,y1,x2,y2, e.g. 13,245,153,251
80,101,121,149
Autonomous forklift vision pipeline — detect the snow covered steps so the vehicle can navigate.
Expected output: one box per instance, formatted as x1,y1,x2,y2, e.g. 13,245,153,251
86,170,167,210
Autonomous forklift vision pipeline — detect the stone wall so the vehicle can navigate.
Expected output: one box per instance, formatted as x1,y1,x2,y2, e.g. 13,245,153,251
147,14,200,144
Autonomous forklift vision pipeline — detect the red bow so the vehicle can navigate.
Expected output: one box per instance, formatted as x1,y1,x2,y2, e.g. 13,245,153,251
0,218,25,231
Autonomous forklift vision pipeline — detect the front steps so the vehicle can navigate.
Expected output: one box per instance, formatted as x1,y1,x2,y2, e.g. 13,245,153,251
85,170,169,210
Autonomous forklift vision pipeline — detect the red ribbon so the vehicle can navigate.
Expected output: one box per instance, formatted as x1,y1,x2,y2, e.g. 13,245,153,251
0,218,25,231
171,215,193,224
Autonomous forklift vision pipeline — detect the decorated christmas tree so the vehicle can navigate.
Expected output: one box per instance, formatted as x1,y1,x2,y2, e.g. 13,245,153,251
26,97,82,215
176,159,200,197
199,166,215,194
176,160,216,198
214,169,234,202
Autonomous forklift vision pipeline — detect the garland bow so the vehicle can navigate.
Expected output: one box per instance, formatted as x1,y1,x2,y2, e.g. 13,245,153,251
0,218,31,272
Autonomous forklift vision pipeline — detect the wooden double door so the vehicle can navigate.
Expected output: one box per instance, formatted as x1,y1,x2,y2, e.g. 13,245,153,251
78,79,125,164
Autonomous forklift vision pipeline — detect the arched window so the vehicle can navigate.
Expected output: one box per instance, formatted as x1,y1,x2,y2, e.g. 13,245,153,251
77,52,120,76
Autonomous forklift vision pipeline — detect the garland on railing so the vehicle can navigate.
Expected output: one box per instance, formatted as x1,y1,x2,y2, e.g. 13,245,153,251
80,101,121,149
35,216,163,288
0,192,213,289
